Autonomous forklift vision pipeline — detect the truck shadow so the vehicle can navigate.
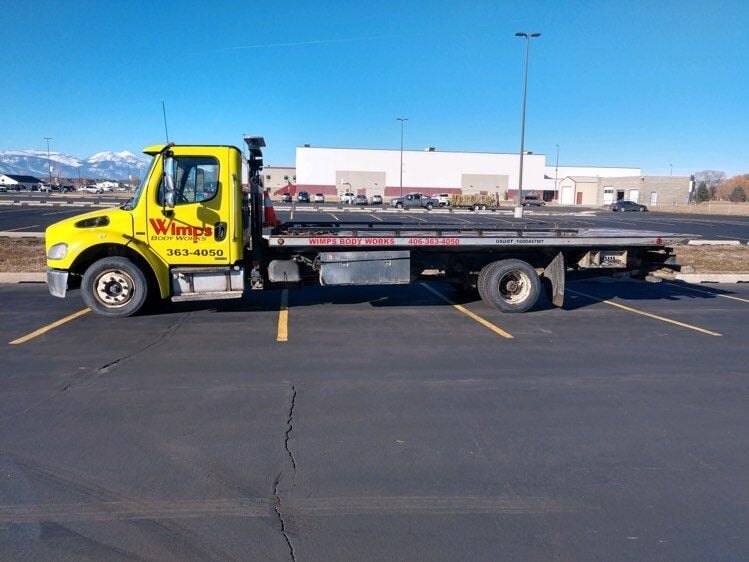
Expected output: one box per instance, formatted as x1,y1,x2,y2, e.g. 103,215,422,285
153,278,737,316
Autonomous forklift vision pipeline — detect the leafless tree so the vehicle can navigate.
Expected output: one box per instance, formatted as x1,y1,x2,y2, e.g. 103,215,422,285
693,170,726,199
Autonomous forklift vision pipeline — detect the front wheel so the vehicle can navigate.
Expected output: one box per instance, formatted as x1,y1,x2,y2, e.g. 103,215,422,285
396,202,404,209
425,203,433,210
479,259,540,313
82,257,149,317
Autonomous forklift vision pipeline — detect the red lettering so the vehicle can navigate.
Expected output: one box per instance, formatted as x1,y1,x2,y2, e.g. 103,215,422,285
149,218,171,235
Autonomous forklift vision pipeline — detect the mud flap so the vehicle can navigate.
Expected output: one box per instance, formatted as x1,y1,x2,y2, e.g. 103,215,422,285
542,252,565,307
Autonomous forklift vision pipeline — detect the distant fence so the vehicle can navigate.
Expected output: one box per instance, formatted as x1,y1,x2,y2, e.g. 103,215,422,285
651,202,749,215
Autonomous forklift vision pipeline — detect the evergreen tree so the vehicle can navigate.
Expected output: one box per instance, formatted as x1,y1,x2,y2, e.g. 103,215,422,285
694,182,710,203
729,185,747,202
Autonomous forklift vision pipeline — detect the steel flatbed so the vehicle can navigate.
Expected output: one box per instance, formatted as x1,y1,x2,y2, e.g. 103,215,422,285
266,221,692,248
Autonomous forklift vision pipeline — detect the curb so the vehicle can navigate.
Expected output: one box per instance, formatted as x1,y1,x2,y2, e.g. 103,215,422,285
0,231,44,238
675,272,749,283
0,272,46,283
688,240,741,246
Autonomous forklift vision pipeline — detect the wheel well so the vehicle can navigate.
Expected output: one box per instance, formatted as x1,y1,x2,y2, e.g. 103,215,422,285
70,244,158,293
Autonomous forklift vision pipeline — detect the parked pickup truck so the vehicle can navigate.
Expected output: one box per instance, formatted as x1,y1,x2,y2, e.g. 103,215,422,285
390,192,439,210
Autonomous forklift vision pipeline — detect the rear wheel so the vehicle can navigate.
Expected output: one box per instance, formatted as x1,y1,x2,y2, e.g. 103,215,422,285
480,259,540,313
82,257,149,317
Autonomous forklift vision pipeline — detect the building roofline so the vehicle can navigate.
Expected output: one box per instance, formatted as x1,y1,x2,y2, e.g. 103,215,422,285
297,145,546,157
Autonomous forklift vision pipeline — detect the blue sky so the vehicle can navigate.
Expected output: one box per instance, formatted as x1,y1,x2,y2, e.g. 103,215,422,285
2,0,747,175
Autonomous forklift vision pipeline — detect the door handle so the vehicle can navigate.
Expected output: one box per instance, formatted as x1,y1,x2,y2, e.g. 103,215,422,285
214,222,227,242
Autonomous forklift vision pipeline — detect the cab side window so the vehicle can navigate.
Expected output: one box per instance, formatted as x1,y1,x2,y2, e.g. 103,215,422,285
158,156,219,205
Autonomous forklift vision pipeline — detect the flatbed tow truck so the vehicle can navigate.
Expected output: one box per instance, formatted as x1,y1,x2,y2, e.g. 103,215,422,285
44,137,690,317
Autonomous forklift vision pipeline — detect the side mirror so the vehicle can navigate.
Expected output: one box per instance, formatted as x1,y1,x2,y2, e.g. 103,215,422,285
163,156,176,208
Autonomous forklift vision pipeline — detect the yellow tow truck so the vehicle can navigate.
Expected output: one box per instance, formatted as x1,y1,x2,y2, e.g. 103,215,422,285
45,136,689,317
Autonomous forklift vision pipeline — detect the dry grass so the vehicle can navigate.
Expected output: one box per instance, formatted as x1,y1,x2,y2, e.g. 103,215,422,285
0,238,46,272
672,245,749,273
1,238,747,274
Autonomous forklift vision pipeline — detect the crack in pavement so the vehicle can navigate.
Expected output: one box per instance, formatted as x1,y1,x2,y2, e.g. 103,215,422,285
0,313,191,427
272,384,298,561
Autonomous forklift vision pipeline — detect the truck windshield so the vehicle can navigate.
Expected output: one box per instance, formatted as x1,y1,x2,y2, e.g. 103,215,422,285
121,155,155,211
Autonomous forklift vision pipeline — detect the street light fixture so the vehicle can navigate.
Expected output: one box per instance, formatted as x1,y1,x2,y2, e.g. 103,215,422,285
514,32,541,217
44,137,53,189
397,117,408,198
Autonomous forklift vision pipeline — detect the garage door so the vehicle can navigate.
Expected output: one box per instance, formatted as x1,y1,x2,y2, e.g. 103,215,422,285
560,186,573,205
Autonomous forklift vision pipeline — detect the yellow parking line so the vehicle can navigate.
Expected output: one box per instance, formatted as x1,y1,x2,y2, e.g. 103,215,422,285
276,289,289,342
567,289,721,337
664,281,749,304
9,308,91,345
420,283,513,339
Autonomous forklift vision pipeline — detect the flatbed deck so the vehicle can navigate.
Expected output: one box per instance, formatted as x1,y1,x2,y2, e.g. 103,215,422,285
266,221,693,248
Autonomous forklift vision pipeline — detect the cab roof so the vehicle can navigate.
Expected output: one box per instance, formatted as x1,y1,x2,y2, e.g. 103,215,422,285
142,144,242,156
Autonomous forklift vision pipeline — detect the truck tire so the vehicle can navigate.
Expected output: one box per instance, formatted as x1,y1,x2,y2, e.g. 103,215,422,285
425,203,433,210
481,259,540,313
82,257,149,317
473,204,481,211
477,261,501,303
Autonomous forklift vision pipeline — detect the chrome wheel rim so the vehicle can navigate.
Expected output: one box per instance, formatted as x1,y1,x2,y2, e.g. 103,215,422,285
93,269,135,308
498,270,531,304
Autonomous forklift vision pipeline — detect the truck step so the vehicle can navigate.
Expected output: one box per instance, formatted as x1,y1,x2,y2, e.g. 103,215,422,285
171,291,243,302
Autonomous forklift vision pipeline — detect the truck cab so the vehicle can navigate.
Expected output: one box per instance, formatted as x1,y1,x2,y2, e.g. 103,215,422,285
45,139,265,317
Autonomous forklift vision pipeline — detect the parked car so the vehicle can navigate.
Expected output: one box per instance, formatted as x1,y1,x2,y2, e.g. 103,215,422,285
371,194,383,205
281,193,292,203
340,192,356,204
610,200,648,212
435,193,450,206
78,186,103,194
313,193,325,203
521,193,545,207
296,191,310,203
390,192,438,210
0,185,7,192
355,194,369,205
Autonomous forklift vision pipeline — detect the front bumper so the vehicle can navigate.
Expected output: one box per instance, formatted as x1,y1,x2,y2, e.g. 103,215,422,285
46,267,69,298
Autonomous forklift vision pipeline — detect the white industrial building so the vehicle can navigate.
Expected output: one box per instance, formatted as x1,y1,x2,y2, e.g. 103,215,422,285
294,145,640,203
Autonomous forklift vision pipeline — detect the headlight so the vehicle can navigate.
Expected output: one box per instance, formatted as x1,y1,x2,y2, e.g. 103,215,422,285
47,243,68,260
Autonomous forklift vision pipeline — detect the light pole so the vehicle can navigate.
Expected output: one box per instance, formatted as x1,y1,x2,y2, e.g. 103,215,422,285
397,117,408,198
514,32,541,217
554,144,559,202
670,163,673,176
44,137,53,189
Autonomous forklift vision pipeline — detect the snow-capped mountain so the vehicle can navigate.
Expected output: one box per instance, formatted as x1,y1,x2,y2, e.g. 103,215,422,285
85,151,149,179
0,149,150,180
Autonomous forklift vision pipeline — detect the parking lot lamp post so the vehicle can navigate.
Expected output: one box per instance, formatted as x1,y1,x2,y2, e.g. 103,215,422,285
670,163,673,176
397,117,408,198
514,32,541,217
554,144,559,201
44,137,53,189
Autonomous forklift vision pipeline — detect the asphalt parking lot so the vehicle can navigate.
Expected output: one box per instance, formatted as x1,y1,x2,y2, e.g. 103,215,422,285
1,277,748,560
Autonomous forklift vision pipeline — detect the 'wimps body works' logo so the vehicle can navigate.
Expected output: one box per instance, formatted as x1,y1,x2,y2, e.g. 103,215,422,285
149,218,213,241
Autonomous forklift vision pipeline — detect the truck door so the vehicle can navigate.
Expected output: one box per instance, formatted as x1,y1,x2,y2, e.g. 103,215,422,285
145,151,234,266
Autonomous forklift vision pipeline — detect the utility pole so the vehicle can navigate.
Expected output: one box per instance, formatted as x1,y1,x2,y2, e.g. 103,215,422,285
44,137,53,189
397,117,408,198
514,32,541,218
